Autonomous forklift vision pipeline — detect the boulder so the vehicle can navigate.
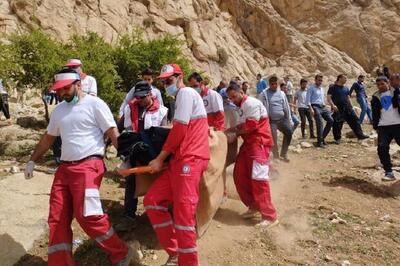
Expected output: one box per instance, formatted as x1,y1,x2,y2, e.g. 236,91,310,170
16,116,47,129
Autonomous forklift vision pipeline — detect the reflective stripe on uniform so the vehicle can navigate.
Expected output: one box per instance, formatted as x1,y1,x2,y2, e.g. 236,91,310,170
153,220,173,229
177,247,198,254
48,243,72,254
95,227,115,243
175,224,196,232
144,205,168,211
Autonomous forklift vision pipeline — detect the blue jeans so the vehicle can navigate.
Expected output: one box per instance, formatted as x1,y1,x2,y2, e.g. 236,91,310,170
291,114,300,132
357,95,372,124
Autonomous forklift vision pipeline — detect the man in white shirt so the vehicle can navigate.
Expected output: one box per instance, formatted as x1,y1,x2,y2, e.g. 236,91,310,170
371,75,400,181
65,59,98,97
24,69,133,266
119,68,164,118
294,79,315,139
0,79,10,119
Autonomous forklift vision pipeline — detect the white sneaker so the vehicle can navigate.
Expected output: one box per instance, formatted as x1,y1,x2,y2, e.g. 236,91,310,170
255,219,279,229
382,172,396,182
241,209,261,219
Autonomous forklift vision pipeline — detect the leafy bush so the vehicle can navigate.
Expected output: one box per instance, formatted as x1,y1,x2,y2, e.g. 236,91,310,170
1,30,65,89
113,29,193,91
217,47,229,66
63,32,124,113
0,29,193,114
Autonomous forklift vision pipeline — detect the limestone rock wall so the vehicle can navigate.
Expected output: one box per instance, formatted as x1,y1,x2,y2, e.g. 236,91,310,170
1,0,399,84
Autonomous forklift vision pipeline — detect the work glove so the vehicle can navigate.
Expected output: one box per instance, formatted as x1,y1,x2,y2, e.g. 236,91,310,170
24,161,35,179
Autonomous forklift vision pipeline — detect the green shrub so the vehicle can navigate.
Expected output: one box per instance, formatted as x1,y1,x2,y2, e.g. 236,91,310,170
63,32,124,113
113,29,193,92
0,29,194,115
217,47,229,66
3,30,65,90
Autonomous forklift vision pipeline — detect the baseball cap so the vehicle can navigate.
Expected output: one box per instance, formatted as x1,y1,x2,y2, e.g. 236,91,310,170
50,69,81,91
157,64,183,79
65,59,82,67
133,81,151,98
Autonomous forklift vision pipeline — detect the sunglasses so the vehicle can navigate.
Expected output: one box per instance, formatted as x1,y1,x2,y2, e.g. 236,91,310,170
134,94,149,100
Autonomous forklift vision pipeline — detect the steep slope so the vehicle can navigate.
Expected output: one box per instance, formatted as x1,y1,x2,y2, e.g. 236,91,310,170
1,0,399,82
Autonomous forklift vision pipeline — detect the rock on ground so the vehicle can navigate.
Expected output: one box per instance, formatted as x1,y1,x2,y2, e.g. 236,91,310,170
0,172,53,266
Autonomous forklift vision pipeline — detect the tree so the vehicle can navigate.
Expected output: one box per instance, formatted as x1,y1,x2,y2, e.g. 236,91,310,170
113,29,193,91
64,32,124,113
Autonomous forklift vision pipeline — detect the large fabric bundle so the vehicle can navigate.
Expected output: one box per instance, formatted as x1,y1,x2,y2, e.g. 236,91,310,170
119,128,227,236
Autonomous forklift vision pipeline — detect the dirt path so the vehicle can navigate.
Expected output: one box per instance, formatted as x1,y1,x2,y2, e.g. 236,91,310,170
7,125,400,266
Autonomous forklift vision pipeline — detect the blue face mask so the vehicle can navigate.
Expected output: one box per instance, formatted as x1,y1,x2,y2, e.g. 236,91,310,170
166,84,178,97
66,87,79,105
194,87,202,94
67,95,79,105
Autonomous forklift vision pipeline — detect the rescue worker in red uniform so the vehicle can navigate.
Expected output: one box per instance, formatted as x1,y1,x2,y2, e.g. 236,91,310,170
225,82,278,228
24,68,132,266
143,64,210,266
187,72,227,202
188,72,225,131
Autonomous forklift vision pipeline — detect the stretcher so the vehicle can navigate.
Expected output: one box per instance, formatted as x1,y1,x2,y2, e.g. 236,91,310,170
119,130,228,237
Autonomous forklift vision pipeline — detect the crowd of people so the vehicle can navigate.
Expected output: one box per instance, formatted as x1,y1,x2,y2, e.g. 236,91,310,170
16,57,400,266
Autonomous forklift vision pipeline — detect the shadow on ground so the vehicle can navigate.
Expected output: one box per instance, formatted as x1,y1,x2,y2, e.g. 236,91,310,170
324,175,399,198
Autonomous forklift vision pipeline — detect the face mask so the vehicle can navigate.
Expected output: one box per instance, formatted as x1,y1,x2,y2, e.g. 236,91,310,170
166,84,178,97
66,87,79,105
194,87,202,94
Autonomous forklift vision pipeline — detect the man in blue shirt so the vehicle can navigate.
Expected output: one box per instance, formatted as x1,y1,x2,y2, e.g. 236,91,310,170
350,75,372,124
327,74,369,144
306,74,333,148
256,74,268,96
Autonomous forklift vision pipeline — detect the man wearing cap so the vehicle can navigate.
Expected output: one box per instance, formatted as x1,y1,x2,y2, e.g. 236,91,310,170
225,82,278,228
65,58,98,97
117,81,168,230
143,64,209,266
188,72,225,131
119,68,164,119
24,68,132,266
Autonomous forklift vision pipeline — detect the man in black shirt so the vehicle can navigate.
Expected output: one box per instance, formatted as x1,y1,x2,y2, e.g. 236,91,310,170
327,74,369,144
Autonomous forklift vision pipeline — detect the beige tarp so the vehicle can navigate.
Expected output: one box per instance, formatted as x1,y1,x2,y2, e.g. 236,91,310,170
134,130,227,236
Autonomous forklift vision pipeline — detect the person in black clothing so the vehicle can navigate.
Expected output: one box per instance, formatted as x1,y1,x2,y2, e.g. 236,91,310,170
327,74,369,144
383,65,390,79
371,75,400,181
215,80,227,93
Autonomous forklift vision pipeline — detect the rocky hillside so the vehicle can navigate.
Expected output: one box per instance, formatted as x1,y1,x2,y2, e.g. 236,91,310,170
1,0,400,82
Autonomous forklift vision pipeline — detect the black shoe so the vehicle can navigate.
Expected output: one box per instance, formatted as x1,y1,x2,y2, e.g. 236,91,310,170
316,143,326,148
334,139,341,145
358,134,369,140
322,140,327,146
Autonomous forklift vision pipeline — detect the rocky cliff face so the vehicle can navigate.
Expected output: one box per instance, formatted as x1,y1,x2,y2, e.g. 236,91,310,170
1,0,399,83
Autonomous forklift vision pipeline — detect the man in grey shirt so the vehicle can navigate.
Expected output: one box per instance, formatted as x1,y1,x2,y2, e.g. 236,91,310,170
306,74,333,148
261,76,293,162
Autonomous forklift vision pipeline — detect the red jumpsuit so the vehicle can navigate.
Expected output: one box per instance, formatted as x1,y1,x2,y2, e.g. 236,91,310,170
48,159,128,265
46,96,128,266
201,86,225,131
144,87,210,266
233,96,277,221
